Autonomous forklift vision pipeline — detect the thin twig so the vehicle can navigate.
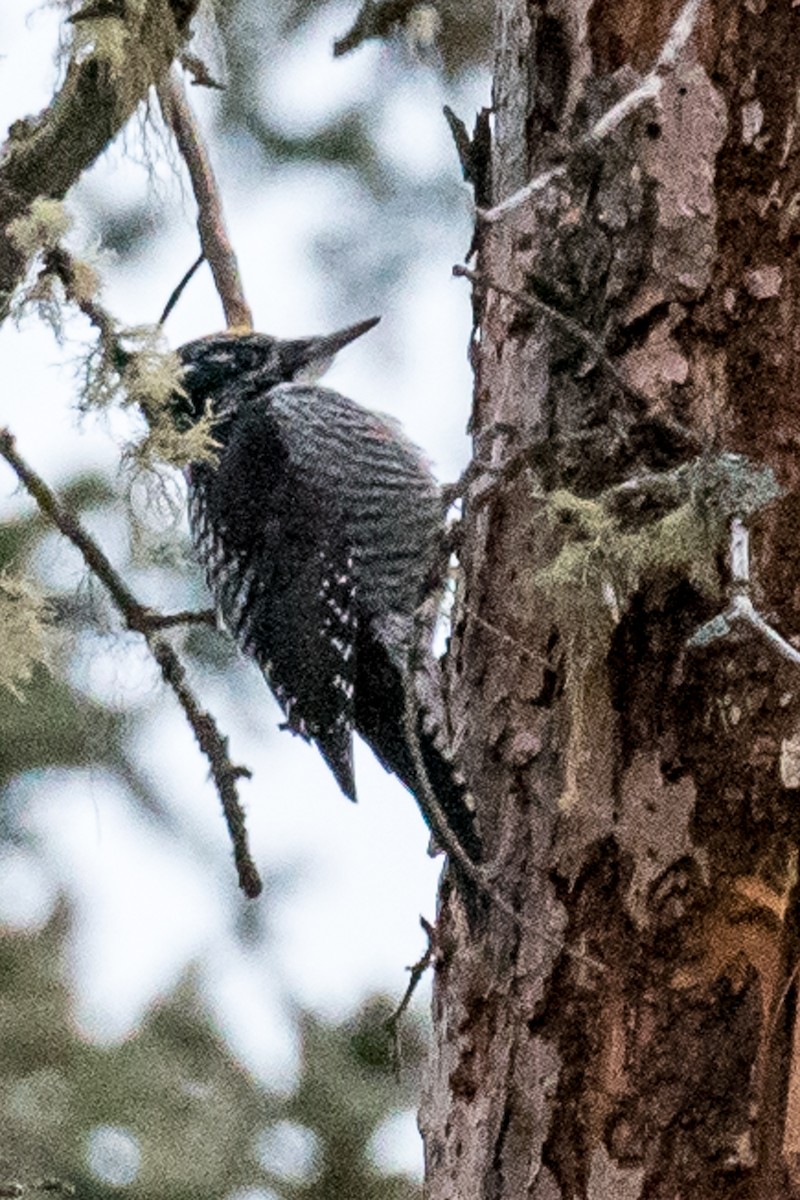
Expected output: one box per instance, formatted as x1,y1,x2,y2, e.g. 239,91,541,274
333,0,418,56
462,605,547,668
158,253,206,326
688,518,800,665
0,427,262,899
467,445,546,510
179,51,224,90
479,0,706,223
157,68,253,331
386,915,435,1077
148,639,261,898
0,427,145,621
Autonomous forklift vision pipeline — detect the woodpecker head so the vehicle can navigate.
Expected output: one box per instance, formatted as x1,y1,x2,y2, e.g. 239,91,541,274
175,316,380,424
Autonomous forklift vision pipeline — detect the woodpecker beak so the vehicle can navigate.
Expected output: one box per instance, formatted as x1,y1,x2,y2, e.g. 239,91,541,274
310,316,381,355
285,316,380,383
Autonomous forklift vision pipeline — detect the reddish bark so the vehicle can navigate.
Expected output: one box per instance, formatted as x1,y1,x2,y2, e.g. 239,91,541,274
421,2,800,1197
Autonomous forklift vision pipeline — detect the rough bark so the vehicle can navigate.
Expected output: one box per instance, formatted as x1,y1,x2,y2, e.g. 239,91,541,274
421,1,800,1197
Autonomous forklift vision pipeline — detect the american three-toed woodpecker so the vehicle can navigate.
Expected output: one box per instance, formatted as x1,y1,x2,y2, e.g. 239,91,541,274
175,318,480,861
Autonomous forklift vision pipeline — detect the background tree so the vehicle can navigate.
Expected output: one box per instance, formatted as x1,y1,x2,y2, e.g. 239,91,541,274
420,0,800,1197
0,907,427,1200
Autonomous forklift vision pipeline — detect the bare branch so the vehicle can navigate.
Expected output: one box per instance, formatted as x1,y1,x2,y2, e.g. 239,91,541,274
148,639,261,898
137,607,217,631
0,428,144,620
0,0,198,322
0,428,262,899
333,0,419,57
179,52,224,90
443,105,492,211
688,518,800,666
386,915,435,1076
460,605,546,668
157,69,253,331
479,163,566,224
480,0,706,223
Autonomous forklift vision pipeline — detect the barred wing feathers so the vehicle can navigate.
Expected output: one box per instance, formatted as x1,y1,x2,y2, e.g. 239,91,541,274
188,398,357,799
266,383,444,649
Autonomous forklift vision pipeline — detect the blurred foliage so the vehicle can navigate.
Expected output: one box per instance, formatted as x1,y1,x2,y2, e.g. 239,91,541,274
211,0,491,169
0,467,427,1192
208,0,491,312
0,477,126,799
215,0,492,85
0,572,54,701
0,908,425,1199
0,469,247,827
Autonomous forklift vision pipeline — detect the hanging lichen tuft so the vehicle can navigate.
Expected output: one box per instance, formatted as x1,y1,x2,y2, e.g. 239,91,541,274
535,453,780,810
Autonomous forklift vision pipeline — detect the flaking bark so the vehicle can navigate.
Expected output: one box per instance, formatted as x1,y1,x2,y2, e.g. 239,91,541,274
422,1,800,1197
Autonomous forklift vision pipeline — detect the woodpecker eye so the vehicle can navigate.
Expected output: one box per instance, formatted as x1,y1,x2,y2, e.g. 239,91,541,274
200,350,235,367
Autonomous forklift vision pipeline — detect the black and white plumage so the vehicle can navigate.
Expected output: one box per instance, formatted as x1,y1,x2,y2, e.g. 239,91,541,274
175,320,480,862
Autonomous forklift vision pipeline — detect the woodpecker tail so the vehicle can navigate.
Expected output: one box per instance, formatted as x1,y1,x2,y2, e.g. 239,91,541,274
354,630,481,864
407,706,482,865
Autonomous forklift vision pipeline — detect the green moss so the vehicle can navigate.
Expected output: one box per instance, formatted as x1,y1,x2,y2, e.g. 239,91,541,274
539,454,779,632
534,454,780,809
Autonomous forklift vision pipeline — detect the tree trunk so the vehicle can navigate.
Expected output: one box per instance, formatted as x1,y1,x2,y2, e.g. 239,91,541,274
420,1,800,1196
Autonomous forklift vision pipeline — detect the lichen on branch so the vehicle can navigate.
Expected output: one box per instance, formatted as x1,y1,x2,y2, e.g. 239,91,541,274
12,238,217,474
82,322,219,472
6,198,72,261
0,0,199,322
